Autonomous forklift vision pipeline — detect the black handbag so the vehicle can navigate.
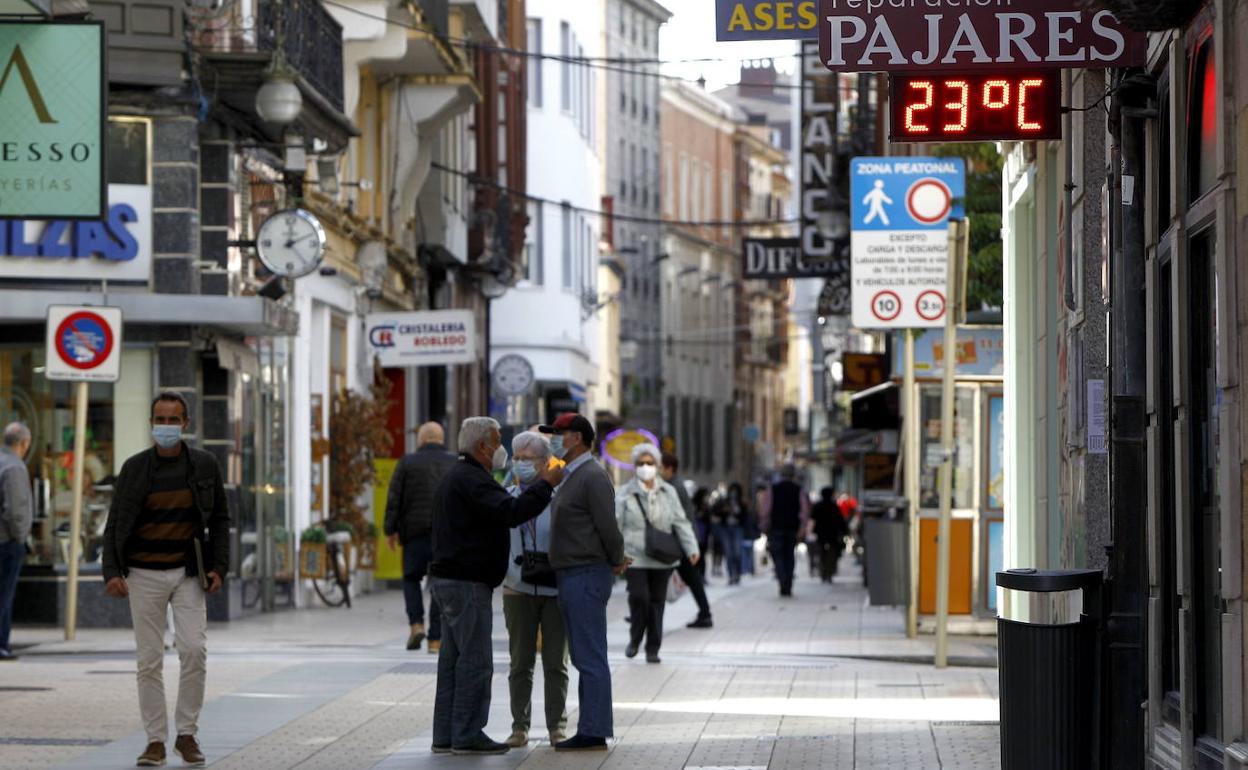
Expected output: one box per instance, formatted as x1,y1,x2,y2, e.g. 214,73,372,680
635,493,683,563
518,523,557,588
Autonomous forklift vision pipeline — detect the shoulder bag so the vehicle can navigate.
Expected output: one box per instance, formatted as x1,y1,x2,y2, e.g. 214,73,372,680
635,492,683,564
518,521,557,589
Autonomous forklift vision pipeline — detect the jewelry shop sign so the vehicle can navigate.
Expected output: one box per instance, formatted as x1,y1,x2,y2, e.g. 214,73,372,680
818,0,1147,72
0,22,106,219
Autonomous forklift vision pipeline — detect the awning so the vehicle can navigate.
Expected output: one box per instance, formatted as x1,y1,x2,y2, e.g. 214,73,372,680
0,289,298,337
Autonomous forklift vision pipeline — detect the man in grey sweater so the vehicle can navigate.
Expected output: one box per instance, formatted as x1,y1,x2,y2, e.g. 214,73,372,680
0,422,33,661
539,413,629,752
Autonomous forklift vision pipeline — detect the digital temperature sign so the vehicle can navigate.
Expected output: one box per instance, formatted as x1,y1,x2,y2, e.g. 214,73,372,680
889,73,1061,143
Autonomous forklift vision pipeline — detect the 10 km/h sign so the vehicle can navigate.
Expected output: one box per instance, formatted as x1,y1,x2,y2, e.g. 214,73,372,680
850,157,965,329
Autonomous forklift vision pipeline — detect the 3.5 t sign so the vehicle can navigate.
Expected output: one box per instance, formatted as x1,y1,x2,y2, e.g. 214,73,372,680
890,72,1061,142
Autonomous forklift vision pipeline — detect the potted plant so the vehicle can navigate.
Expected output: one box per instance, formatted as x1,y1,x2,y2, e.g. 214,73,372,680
299,525,328,579
273,526,293,581
359,522,379,570
327,371,394,569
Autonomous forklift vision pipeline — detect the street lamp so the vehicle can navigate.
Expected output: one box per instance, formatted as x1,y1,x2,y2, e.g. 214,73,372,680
256,74,303,125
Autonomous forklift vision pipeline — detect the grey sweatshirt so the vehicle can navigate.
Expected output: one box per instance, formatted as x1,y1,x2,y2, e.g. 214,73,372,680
0,446,32,544
548,453,625,570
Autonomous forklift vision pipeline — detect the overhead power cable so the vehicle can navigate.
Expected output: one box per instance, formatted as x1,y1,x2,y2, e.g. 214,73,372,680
430,162,799,229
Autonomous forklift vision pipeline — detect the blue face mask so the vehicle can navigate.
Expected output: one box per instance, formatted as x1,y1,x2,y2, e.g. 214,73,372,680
151,424,183,449
513,460,539,484
549,435,568,459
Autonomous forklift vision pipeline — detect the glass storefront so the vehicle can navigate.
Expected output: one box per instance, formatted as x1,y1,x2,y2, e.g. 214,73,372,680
0,344,152,567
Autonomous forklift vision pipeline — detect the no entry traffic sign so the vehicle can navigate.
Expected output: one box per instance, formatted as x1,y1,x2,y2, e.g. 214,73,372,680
45,306,123,382
850,157,965,329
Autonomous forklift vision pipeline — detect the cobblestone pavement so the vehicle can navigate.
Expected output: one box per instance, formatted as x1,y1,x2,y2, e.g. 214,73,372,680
3,554,1001,769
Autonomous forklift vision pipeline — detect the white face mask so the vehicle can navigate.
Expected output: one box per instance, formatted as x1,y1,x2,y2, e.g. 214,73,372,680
636,464,658,482
491,444,509,471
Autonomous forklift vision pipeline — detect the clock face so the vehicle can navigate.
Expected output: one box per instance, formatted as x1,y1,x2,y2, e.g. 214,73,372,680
257,208,327,278
492,355,534,396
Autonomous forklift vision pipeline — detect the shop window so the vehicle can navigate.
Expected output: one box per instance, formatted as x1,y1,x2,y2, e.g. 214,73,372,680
1186,37,1217,203
107,118,150,185
1157,259,1180,719
330,315,348,394
918,386,975,510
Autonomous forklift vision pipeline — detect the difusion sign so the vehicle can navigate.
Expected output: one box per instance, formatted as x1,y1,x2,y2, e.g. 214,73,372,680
366,310,477,367
818,0,1147,73
743,237,842,280
0,22,105,218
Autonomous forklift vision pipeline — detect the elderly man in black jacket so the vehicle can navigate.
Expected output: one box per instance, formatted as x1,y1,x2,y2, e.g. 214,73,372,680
384,421,456,652
428,417,563,756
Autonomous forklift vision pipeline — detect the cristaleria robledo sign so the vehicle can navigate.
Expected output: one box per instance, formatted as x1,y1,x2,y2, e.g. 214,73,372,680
0,22,105,219
818,0,1147,73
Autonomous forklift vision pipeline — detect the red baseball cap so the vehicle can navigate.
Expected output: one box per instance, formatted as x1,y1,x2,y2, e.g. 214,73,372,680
538,412,595,445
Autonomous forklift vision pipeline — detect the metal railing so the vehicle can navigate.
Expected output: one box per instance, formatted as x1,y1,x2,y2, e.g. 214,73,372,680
257,0,345,113
420,0,450,38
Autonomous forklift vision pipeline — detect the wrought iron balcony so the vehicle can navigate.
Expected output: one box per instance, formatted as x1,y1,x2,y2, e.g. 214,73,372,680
256,0,345,113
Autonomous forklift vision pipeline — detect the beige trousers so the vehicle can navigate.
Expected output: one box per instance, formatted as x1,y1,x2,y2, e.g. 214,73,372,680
126,567,207,743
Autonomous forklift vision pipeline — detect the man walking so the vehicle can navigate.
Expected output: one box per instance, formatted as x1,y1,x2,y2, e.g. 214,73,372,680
103,393,229,767
661,453,712,629
384,421,455,652
429,417,562,756
539,413,629,752
759,465,809,597
0,422,33,661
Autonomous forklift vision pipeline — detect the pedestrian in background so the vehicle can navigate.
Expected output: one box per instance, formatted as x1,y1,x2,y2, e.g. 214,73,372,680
428,417,561,755
0,422,33,662
618,444,700,663
501,432,568,748
690,488,713,580
102,393,229,767
745,483,767,575
759,465,810,597
661,453,712,629
811,487,850,582
384,421,456,653
539,413,629,752
711,483,748,585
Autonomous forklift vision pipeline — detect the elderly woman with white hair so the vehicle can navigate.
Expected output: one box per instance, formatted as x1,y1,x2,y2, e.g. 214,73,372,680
615,442,699,663
500,431,568,748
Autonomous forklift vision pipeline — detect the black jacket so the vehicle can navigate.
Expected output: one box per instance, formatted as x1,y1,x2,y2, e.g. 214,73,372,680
102,444,231,582
383,443,457,542
812,500,849,541
429,454,554,588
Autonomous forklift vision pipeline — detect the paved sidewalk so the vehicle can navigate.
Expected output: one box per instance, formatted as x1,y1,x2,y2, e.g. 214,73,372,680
3,555,1001,769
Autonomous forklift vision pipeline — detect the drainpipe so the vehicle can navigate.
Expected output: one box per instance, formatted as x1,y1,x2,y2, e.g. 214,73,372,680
1104,69,1149,770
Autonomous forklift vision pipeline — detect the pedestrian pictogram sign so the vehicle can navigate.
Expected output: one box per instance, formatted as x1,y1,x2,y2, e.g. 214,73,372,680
45,305,122,382
850,157,965,329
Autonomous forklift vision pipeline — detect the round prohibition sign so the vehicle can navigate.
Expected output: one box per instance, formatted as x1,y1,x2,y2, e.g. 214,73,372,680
54,311,115,370
906,178,953,225
916,290,946,321
871,290,903,322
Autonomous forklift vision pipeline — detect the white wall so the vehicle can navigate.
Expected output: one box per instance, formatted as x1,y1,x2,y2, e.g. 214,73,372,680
492,0,605,407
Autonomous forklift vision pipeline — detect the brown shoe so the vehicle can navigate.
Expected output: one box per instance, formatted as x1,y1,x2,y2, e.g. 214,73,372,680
427,639,441,654
174,735,205,766
136,742,165,767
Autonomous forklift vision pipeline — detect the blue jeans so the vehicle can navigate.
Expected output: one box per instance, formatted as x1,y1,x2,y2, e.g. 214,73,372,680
429,577,494,747
402,536,440,639
557,563,615,738
742,539,756,575
768,530,798,594
715,525,744,582
0,540,22,652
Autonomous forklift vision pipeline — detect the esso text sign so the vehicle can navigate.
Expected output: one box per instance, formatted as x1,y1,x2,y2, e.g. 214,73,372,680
818,0,1147,73
890,72,1061,142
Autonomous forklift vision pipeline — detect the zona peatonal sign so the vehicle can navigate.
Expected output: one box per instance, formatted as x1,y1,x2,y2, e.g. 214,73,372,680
818,0,1147,73
0,22,106,219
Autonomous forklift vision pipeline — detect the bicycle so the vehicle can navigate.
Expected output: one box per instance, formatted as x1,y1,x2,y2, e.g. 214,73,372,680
312,534,353,608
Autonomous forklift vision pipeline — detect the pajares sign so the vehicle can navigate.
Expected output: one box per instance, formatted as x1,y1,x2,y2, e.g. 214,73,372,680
744,237,843,279
818,0,1147,73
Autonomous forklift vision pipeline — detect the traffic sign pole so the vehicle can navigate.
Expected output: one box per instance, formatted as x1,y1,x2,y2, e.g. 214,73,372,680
65,380,89,641
934,218,969,668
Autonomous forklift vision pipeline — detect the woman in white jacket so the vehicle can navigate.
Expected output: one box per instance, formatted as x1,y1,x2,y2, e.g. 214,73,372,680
615,443,700,663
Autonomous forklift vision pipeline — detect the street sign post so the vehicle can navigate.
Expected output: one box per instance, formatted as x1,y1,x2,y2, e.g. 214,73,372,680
850,157,966,329
44,305,122,641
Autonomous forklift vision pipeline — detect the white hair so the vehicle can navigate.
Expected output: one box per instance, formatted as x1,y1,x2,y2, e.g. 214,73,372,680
511,431,551,462
3,422,30,448
457,417,500,454
630,442,661,465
